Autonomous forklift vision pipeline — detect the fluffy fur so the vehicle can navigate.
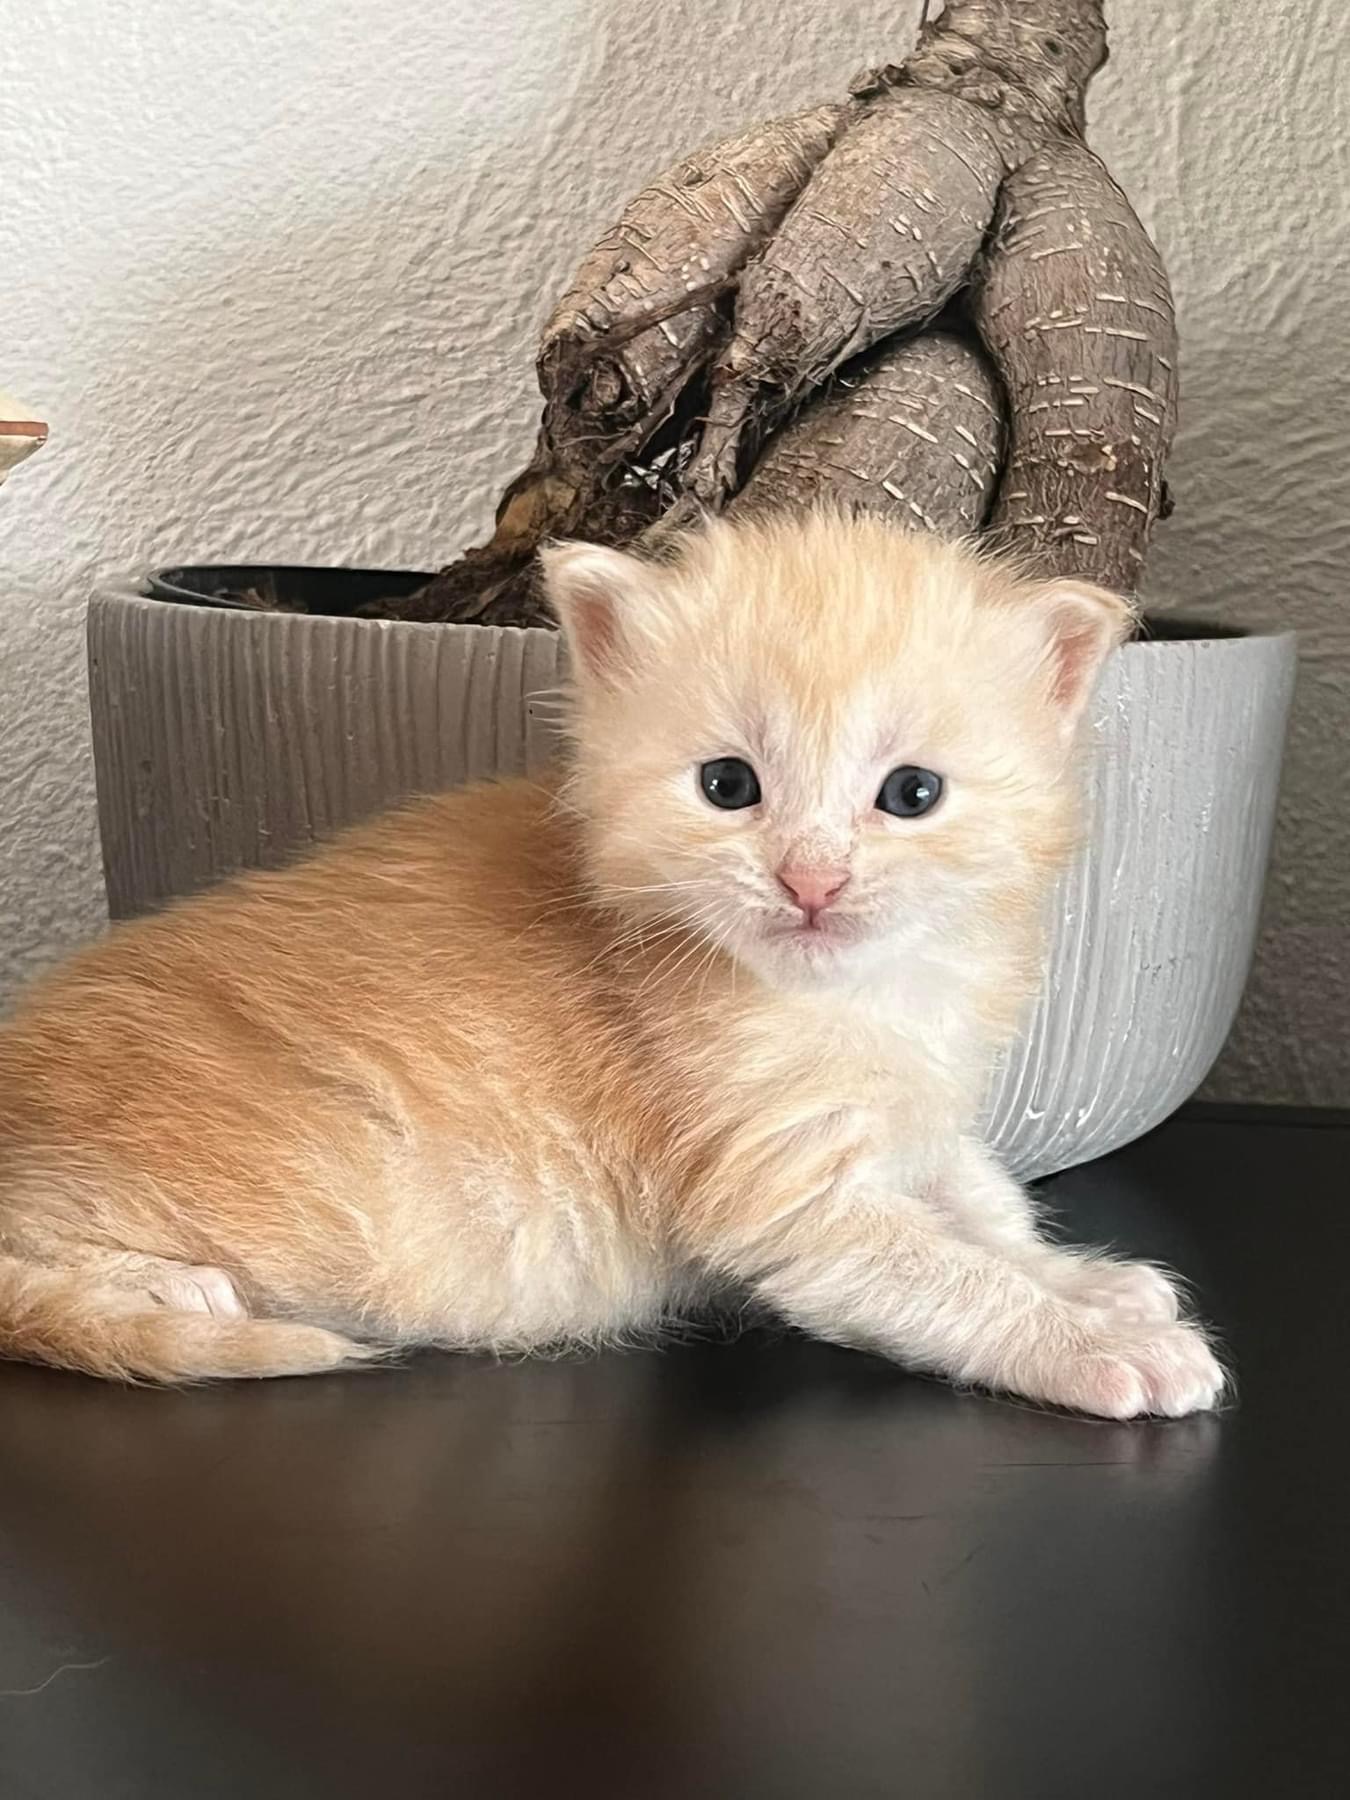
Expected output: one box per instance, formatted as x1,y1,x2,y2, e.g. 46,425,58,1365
0,512,1224,1415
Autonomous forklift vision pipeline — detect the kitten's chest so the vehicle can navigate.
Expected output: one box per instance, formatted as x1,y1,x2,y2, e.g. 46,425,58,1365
797,956,983,1096
684,975,976,1156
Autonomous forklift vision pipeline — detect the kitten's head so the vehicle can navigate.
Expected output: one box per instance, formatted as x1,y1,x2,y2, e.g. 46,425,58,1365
543,511,1131,991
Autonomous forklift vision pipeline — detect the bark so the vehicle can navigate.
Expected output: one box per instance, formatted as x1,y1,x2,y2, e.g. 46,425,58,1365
871,0,1108,162
685,91,1004,505
396,107,843,624
539,105,843,454
731,328,1003,535
970,136,1178,592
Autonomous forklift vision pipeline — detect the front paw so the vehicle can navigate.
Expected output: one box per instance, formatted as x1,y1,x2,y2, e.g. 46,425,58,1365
1053,1257,1183,1326
1031,1318,1226,1421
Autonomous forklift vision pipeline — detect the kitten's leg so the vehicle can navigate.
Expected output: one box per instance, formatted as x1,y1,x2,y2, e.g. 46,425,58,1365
0,1235,371,1382
89,1251,250,1321
714,1189,1223,1419
937,1137,1184,1325
4,1224,254,1321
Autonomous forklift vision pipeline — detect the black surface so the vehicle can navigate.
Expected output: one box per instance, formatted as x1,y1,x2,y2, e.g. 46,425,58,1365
1,1112,1344,1799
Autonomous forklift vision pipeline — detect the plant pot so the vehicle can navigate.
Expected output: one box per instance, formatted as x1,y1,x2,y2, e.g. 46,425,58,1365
88,567,1296,1180
91,566,564,919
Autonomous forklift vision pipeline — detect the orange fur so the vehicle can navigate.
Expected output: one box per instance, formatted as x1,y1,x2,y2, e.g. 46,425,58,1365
0,512,1223,1416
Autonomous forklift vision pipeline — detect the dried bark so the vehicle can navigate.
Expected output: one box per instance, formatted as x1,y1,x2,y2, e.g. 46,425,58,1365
971,136,1178,591
685,91,1004,505
731,329,1004,535
397,107,843,624
872,0,1108,160
539,106,843,459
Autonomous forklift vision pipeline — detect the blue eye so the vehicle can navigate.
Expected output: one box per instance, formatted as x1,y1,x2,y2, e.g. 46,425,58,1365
699,758,761,810
877,766,943,818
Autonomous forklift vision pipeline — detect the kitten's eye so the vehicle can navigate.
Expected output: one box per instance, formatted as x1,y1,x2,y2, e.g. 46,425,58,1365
876,766,944,819
699,757,761,811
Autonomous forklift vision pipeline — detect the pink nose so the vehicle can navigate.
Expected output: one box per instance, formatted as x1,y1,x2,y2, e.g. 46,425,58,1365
776,864,850,922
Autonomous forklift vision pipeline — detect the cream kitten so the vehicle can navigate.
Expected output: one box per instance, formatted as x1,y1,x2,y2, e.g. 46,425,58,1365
0,512,1224,1417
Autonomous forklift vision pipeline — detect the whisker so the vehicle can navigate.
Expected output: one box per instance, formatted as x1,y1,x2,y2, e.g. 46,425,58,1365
575,916,693,978
694,910,739,1006
635,900,739,997
593,878,719,898
633,921,705,994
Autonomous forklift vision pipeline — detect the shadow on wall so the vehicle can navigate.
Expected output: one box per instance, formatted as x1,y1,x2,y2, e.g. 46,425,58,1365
1149,290,1350,1105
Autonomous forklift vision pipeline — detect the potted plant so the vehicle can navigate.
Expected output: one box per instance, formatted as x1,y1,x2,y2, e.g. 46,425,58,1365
86,0,1296,1179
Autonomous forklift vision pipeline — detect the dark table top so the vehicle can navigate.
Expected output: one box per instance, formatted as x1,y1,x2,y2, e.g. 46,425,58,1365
1,1110,1345,1799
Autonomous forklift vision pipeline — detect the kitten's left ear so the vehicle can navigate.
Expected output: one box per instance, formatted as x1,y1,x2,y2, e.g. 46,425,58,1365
1030,578,1135,736
539,540,661,686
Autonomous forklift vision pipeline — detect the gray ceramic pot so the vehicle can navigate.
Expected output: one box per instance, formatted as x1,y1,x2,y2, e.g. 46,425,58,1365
87,575,1296,1180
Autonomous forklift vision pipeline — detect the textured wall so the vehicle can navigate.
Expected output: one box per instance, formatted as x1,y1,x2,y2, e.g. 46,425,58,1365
1,0,1345,1099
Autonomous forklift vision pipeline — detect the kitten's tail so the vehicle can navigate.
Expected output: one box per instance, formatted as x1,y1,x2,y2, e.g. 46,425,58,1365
0,1254,380,1383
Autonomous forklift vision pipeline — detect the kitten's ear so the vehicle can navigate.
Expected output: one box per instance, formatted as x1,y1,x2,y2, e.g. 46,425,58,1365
1029,578,1135,735
539,541,660,685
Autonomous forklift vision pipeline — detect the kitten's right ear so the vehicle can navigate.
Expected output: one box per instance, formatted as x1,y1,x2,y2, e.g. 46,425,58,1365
1027,577,1136,737
539,541,658,686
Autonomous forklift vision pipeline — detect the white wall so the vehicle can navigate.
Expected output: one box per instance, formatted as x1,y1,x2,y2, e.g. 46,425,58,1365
2,0,1346,1101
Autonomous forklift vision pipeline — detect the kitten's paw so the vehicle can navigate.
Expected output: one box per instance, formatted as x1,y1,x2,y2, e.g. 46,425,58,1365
146,1263,247,1321
1042,1319,1225,1420
1056,1258,1182,1325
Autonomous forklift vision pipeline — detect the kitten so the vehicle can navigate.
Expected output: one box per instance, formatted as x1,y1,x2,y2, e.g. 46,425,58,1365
0,511,1223,1416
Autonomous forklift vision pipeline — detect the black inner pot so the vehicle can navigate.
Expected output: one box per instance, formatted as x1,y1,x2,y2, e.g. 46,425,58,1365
1138,616,1246,641
146,565,436,617
145,565,1247,640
